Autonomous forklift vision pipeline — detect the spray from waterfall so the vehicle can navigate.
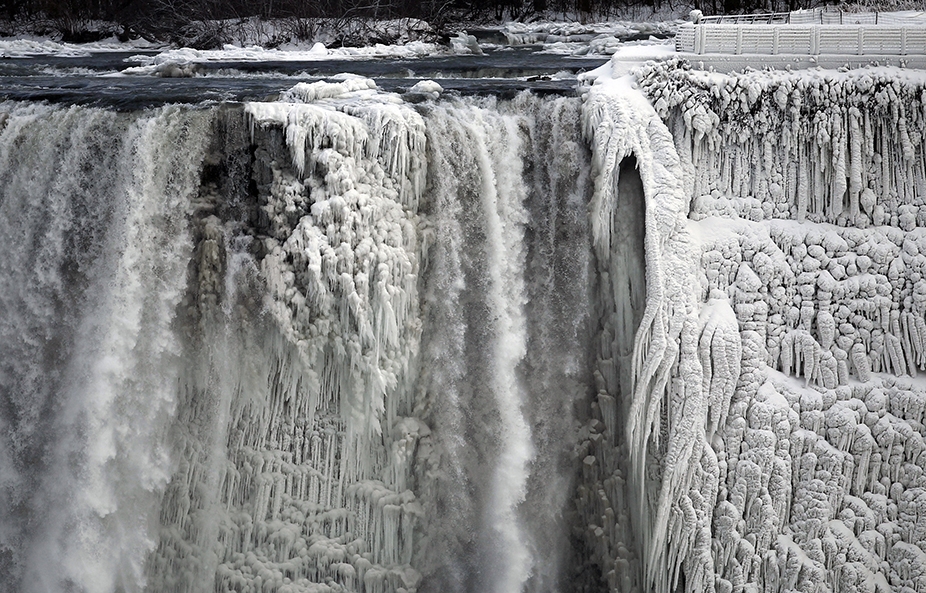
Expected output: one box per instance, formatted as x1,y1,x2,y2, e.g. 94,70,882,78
0,104,211,593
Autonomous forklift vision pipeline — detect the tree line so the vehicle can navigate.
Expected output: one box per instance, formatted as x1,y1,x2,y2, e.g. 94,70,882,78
1,0,822,43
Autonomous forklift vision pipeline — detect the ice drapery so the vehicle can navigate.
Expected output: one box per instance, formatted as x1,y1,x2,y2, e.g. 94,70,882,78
580,73,708,593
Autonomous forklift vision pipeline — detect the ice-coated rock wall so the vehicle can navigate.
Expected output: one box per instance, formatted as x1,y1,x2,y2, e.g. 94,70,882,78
589,60,926,593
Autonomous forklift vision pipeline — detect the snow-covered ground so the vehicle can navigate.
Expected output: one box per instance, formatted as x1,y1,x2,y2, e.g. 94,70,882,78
0,35,164,57
115,41,448,76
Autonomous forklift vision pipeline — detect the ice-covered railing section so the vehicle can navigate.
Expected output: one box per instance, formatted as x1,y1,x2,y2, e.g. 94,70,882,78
222,79,428,593
675,22,926,55
580,75,712,593
638,60,926,227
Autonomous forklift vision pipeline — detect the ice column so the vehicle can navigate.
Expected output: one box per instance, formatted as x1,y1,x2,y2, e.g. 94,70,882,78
581,75,705,593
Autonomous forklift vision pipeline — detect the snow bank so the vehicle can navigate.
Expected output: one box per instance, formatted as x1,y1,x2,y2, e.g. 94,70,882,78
503,19,680,45
0,35,161,57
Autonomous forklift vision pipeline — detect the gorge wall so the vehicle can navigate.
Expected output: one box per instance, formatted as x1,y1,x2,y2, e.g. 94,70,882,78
1,61,926,593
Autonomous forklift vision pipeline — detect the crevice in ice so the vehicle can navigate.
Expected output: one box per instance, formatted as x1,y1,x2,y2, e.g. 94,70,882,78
581,75,702,593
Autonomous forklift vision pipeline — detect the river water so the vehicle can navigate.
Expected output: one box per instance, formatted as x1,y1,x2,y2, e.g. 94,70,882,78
0,46,610,107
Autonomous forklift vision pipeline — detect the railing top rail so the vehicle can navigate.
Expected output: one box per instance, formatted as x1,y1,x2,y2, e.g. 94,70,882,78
698,12,791,25
695,8,896,25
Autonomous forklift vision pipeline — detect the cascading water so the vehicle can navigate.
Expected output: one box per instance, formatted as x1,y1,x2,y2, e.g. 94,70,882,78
416,94,593,593
0,83,600,593
0,103,212,593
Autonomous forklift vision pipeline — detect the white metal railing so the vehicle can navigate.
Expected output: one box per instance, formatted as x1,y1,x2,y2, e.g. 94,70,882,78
676,22,926,55
697,8,884,25
697,12,791,24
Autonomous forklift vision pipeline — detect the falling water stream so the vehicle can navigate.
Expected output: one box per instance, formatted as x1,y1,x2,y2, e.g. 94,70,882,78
0,88,612,593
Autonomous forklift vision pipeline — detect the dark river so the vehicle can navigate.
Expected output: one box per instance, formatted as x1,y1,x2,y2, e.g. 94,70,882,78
0,47,610,107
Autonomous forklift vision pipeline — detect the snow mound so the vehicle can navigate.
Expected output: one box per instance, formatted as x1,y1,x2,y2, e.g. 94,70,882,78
0,36,161,57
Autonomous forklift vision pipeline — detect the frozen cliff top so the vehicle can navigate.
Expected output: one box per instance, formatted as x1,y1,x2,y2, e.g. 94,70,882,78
597,54,926,593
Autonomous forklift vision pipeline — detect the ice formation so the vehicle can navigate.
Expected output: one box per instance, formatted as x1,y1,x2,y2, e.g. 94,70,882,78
586,59,926,593
151,78,430,593
5,53,926,593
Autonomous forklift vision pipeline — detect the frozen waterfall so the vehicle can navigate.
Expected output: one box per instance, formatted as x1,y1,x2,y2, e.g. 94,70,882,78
3,60,926,593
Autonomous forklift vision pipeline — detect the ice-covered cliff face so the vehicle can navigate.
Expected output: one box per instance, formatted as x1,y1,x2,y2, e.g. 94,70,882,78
601,61,926,593
3,60,926,593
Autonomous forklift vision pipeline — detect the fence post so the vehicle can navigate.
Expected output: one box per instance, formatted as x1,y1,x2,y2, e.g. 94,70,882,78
812,26,820,54
901,27,907,55
858,27,864,55
736,27,743,54
773,28,780,55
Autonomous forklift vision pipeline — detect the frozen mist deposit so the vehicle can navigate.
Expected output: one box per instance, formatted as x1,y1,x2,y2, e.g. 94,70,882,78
3,46,926,593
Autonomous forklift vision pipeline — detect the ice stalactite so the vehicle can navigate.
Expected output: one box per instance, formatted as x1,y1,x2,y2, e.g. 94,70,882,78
0,103,211,593
246,77,426,443
580,75,710,593
640,60,926,228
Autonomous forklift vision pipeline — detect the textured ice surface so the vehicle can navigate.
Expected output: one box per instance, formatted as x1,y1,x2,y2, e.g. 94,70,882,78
583,60,926,593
